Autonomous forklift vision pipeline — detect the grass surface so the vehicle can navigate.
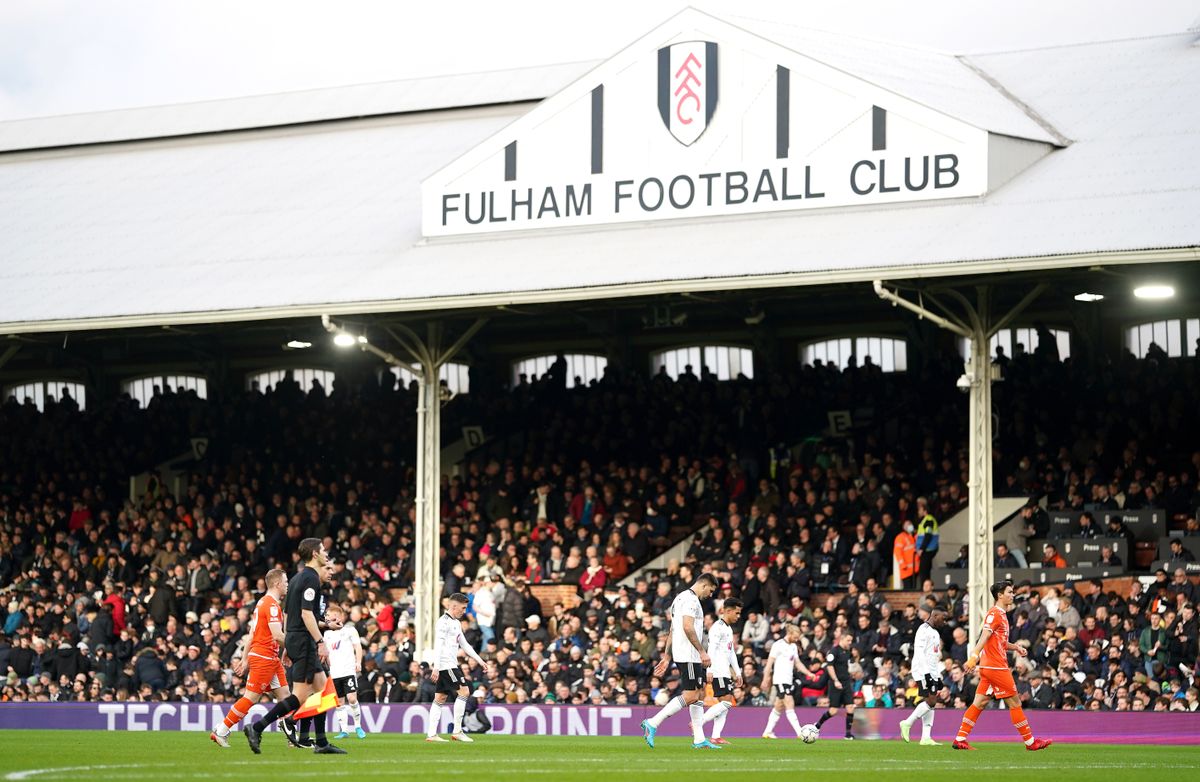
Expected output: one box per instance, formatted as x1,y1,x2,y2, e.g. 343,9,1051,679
2,732,1197,781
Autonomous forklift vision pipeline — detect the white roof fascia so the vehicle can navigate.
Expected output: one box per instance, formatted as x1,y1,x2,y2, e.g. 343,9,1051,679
0,246,1193,336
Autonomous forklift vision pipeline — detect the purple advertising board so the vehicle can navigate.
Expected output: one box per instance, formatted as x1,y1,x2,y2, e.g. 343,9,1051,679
0,703,1196,744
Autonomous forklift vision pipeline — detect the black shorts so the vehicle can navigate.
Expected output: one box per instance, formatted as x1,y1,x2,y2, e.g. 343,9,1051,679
435,666,468,696
285,634,320,684
712,677,734,698
675,662,705,692
333,674,358,698
827,683,855,708
772,681,796,699
918,674,943,698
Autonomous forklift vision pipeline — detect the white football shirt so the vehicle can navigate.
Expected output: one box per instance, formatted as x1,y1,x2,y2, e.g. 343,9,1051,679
911,622,944,681
706,619,738,679
768,639,800,685
434,612,470,670
323,624,361,679
669,589,705,664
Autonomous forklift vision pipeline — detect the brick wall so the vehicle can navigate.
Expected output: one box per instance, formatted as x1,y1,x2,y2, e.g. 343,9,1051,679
531,583,582,611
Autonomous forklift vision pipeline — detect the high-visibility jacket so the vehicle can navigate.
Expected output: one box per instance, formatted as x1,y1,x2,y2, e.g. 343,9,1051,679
894,531,918,580
916,513,940,553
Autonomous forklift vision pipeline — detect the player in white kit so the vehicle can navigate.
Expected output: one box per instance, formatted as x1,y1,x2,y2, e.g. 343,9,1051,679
322,603,366,739
899,608,947,746
427,592,492,743
698,597,743,744
761,623,815,739
641,573,720,750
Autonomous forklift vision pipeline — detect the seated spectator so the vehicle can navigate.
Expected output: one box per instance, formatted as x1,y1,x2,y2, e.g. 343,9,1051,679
1042,544,1068,569
1168,539,1196,565
995,544,1019,569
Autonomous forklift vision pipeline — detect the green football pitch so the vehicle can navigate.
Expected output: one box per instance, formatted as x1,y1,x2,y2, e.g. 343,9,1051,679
2,732,1196,781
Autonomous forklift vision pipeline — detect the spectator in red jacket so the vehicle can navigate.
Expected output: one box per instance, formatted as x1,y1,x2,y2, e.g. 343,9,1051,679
103,585,126,634
568,485,606,529
579,556,607,593
602,545,629,582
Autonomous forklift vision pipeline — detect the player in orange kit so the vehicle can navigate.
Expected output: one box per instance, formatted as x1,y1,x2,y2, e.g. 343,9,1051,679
953,580,1052,751
210,568,291,747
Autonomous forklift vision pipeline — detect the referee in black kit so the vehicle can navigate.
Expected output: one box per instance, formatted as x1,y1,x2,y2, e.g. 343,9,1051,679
245,537,345,754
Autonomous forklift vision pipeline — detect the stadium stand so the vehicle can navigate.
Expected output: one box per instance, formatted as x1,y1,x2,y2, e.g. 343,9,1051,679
1,344,1198,712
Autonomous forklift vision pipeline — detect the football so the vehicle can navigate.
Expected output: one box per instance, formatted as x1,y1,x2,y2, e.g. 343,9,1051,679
800,724,820,744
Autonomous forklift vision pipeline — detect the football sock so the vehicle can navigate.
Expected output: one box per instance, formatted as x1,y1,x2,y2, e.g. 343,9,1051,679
333,706,345,733
220,696,254,733
765,708,781,735
689,703,705,743
908,701,931,724
253,694,299,734
648,695,686,728
427,701,442,737
710,710,729,738
298,716,312,742
785,709,803,737
701,701,729,724
712,703,730,739
816,709,834,728
313,712,328,748
956,704,983,742
349,702,362,729
921,707,935,740
453,697,467,734
1009,707,1034,746
845,711,853,737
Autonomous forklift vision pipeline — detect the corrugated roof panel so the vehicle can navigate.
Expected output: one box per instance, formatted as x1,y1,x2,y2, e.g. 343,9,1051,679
0,61,595,154
730,18,1061,144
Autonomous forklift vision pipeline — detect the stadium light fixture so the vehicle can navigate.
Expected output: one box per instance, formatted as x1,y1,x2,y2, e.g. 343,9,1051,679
1133,284,1174,300
285,339,313,349
1073,292,1104,303
333,333,357,348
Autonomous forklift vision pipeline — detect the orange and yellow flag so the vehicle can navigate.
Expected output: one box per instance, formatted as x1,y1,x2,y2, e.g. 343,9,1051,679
293,678,338,719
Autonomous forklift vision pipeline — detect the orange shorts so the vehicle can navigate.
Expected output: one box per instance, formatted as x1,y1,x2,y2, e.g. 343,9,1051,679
246,653,288,695
979,667,1017,699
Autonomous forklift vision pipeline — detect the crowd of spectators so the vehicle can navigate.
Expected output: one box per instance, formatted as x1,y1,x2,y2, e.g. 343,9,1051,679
1,341,1199,713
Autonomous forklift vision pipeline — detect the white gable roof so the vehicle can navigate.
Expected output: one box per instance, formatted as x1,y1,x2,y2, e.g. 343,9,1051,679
0,15,1197,333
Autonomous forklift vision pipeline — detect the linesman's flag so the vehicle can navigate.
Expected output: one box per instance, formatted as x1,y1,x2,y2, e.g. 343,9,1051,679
293,678,338,719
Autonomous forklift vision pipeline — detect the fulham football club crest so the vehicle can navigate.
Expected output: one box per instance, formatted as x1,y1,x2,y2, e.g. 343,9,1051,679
657,41,718,146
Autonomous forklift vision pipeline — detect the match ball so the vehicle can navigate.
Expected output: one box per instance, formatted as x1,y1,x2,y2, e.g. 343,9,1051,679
799,723,819,744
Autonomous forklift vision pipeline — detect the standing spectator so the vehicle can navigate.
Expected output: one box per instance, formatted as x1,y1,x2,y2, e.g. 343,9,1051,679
914,499,939,585
473,578,498,651
893,521,917,589
88,603,115,648
185,558,212,616
1139,613,1168,677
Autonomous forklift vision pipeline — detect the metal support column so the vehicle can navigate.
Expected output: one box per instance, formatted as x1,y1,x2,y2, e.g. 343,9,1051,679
964,297,994,645
413,330,441,655
872,281,1043,643
322,315,486,655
